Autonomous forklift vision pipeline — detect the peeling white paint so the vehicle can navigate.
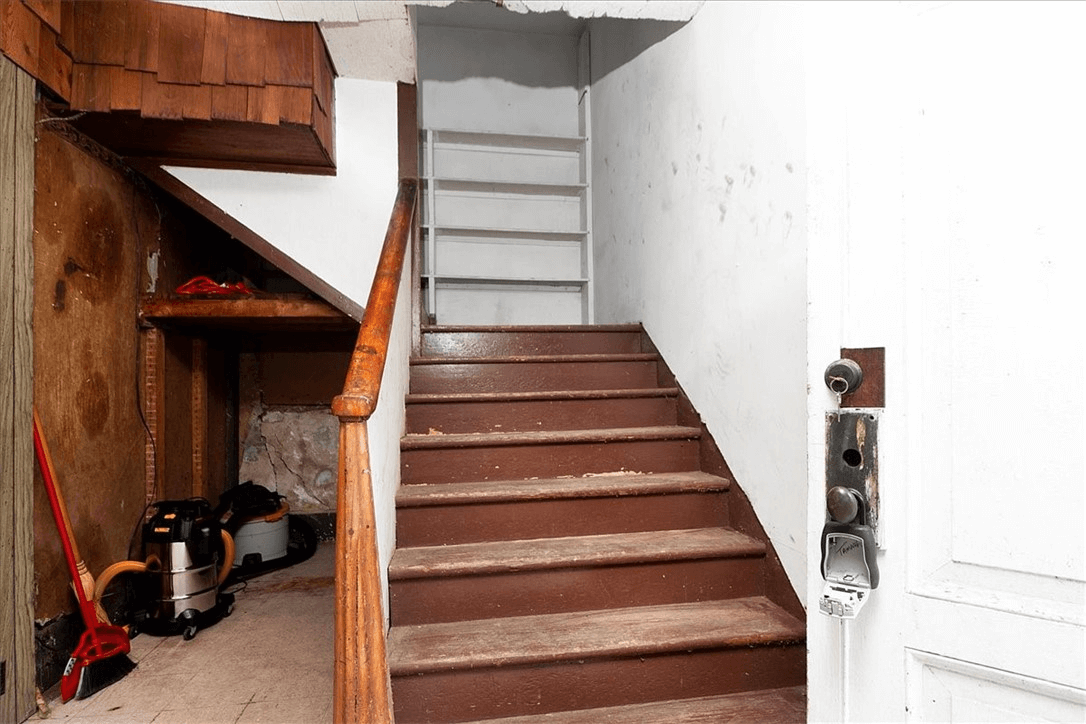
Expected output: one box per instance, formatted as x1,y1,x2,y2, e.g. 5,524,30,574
506,0,702,21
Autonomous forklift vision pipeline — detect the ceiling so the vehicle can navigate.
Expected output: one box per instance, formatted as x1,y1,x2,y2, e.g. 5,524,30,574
162,1,701,81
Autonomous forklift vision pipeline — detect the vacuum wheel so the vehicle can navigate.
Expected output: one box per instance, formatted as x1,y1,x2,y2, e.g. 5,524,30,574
179,609,199,641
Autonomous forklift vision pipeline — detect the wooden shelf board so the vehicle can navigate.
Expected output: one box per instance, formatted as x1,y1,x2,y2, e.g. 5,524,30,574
425,225,588,239
424,177,587,194
427,128,586,149
428,275,588,288
140,296,359,331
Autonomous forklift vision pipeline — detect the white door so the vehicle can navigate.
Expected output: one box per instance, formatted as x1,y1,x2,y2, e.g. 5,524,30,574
806,3,1086,721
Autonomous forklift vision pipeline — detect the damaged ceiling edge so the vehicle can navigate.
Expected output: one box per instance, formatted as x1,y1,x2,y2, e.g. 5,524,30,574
500,1,703,21
156,0,701,82
133,161,366,322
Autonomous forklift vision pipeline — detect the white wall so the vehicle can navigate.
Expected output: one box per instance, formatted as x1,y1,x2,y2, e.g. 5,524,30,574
417,24,580,135
164,76,405,619
366,254,412,622
166,78,399,312
589,2,808,599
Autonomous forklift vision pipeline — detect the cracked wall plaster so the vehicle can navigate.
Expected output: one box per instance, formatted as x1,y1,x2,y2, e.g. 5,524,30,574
240,407,339,513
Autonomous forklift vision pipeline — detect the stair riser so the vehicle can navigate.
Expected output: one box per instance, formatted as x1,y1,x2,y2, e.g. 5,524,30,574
391,643,806,723
397,492,728,546
422,331,644,358
391,557,766,625
401,440,700,485
406,396,678,434
410,361,659,394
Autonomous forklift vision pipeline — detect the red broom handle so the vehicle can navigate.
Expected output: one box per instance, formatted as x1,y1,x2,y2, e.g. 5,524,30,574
33,414,98,627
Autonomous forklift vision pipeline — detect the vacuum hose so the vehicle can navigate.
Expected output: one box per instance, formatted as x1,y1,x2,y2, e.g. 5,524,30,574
94,530,236,607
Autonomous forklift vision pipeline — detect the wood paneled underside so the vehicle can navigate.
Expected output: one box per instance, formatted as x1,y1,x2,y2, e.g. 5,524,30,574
1,0,336,173
67,103,333,175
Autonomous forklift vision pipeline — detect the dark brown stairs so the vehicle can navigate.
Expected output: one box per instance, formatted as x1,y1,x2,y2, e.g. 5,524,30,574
389,325,806,723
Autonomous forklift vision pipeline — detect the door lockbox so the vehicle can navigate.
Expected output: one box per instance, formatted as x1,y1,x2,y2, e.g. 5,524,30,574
820,357,881,618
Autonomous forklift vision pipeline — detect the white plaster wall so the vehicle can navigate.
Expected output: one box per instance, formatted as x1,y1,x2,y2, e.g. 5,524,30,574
165,78,399,311
366,253,411,624
590,2,807,599
164,76,406,619
417,24,580,135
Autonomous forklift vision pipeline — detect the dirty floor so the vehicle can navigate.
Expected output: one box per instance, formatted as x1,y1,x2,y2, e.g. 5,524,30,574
36,541,335,724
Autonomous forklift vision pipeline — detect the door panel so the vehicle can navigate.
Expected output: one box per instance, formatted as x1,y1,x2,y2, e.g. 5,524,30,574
907,651,1086,723
807,3,1086,721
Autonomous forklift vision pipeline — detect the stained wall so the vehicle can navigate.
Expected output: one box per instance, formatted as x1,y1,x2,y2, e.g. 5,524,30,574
32,126,155,620
589,2,808,598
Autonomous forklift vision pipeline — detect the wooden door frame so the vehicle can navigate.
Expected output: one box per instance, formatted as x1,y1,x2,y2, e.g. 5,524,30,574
0,55,37,724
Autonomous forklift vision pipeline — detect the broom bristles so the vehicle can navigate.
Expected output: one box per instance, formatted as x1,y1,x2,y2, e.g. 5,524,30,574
73,653,137,700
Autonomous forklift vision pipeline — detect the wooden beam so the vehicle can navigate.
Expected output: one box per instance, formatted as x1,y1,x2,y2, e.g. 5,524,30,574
0,55,36,724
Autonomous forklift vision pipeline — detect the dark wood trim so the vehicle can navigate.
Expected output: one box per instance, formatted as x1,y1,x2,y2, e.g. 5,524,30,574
130,161,365,322
397,82,418,180
190,338,207,499
125,154,338,177
398,82,422,354
840,347,885,408
332,178,418,420
139,297,357,332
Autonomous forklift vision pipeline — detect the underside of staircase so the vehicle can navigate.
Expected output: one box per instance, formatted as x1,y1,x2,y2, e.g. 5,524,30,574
388,325,806,723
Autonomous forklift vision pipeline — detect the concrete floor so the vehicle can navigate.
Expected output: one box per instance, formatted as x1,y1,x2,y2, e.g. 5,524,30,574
36,541,335,724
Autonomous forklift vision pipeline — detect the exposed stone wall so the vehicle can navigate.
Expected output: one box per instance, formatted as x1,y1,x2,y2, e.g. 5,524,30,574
238,352,339,513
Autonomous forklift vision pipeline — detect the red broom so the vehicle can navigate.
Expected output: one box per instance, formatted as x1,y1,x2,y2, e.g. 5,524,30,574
33,411,135,701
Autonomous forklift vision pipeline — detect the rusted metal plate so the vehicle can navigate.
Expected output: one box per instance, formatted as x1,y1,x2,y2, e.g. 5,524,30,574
825,411,880,544
840,347,885,408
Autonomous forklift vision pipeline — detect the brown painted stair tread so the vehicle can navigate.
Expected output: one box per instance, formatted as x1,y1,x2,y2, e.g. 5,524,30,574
405,387,679,403
422,324,644,333
462,686,806,724
387,597,805,676
401,426,702,450
389,528,765,580
411,353,659,365
420,326,646,357
397,471,731,507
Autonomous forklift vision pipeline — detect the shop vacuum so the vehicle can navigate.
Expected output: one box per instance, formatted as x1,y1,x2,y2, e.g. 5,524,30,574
135,499,236,641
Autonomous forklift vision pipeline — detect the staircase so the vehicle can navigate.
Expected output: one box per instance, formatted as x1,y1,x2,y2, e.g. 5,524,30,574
387,325,806,723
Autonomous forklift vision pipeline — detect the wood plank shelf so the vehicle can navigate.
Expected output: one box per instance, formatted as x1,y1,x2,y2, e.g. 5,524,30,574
422,126,593,324
427,226,588,240
429,275,588,287
425,178,588,195
139,296,359,332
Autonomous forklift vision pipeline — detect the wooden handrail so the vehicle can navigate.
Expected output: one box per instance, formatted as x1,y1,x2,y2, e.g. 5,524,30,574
333,178,419,420
332,178,418,724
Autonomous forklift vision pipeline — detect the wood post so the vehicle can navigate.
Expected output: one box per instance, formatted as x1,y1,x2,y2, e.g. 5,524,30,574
0,55,36,724
333,421,392,724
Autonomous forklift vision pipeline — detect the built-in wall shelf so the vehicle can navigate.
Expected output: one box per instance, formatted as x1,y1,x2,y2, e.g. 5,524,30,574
425,178,588,195
422,127,593,325
140,296,358,332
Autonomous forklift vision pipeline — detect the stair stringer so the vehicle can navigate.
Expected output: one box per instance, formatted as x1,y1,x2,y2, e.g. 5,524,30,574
640,328,806,622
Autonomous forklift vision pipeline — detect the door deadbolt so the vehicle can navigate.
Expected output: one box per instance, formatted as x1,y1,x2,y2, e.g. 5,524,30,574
824,358,863,397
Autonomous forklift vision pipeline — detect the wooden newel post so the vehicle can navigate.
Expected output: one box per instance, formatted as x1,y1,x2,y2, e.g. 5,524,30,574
334,419,392,724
